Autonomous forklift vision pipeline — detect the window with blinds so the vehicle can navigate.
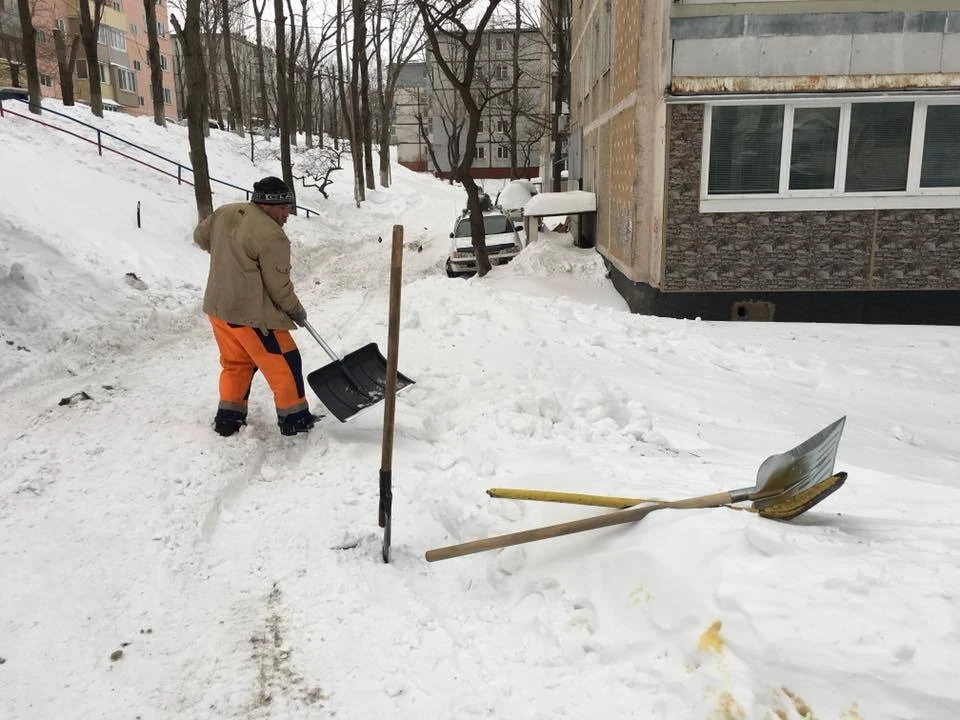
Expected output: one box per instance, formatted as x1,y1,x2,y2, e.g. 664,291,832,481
789,107,839,191
846,102,913,192
708,105,783,194
921,105,960,188
702,99,960,210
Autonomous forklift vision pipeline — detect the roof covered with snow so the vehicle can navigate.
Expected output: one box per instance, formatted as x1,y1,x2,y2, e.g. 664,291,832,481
523,190,597,217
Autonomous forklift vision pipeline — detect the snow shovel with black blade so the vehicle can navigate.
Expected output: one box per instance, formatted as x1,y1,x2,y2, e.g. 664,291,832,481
302,319,415,423
425,417,847,562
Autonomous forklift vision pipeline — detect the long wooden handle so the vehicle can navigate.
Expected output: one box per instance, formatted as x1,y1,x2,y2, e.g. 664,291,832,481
425,490,734,562
487,487,664,508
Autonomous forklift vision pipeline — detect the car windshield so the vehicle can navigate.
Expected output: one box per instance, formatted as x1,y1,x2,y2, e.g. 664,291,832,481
454,215,513,238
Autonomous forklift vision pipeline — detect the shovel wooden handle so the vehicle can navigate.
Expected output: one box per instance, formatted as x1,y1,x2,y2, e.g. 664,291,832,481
487,487,664,508
425,490,734,562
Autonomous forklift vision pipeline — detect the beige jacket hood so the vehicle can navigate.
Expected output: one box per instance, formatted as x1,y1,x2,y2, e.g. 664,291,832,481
194,202,305,330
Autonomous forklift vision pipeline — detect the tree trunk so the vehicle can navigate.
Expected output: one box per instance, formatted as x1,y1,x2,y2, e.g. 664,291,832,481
144,0,165,126
52,30,81,106
274,0,297,212
510,1,520,179
219,0,244,134
349,0,366,201
78,0,104,117
552,0,569,193
16,0,42,114
252,0,271,140
360,51,375,190
170,13,213,219
206,35,224,129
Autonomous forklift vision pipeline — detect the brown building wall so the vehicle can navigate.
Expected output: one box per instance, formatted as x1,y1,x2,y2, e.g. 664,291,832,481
573,0,667,287
664,103,960,293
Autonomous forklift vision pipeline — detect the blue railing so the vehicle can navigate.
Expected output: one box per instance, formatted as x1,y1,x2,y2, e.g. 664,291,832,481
0,96,319,218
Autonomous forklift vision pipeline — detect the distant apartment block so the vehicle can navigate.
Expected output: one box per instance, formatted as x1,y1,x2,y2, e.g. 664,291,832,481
0,0,177,118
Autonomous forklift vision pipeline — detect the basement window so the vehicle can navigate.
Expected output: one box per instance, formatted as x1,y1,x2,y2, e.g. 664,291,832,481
700,98,960,212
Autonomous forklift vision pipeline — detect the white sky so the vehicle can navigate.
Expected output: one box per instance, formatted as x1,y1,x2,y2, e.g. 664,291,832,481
1,99,959,719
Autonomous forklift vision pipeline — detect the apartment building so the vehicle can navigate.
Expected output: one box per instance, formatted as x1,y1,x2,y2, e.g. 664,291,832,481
0,0,177,117
393,62,430,172
418,27,548,179
570,0,960,324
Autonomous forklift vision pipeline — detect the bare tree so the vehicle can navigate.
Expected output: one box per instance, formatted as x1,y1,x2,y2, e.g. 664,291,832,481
523,0,569,191
144,0,166,126
219,0,244,133
509,2,520,178
200,4,224,129
415,110,444,181
414,0,514,276
16,0,41,114
77,0,106,117
51,27,82,105
349,0,366,198
170,9,214,219
336,0,363,203
295,143,347,198
251,0,272,139
372,0,423,187
302,14,336,148
273,0,297,210
285,0,307,146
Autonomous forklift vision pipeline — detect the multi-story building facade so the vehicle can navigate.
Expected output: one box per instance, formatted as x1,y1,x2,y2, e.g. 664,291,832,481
570,0,960,324
0,0,177,117
415,27,548,179
393,62,430,172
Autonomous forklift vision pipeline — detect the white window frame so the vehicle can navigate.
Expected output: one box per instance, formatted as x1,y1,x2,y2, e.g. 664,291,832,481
163,87,172,104
116,67,136,92
496,145,509,160
475,145,485,160
160,54,167,71
700,96,960,213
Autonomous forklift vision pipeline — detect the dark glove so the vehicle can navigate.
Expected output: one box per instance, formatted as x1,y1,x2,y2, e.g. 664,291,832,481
290,308,307,327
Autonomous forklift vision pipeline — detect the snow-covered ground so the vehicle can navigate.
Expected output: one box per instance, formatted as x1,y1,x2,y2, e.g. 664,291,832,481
1,99,959,720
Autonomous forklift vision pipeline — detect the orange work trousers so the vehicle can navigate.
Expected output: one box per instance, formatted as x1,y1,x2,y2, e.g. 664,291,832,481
208,316,309,420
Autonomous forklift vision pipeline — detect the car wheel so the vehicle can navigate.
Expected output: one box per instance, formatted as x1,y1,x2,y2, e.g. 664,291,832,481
445,259,458,278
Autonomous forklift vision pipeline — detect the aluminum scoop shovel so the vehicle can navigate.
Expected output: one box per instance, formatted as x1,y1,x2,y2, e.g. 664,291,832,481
425,417,846,562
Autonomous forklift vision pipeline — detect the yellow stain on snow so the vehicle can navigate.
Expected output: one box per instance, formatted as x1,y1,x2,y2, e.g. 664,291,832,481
698,620,724,654
781,688,814,718
628,587,652,604
839,703,863,719
708,691,745,720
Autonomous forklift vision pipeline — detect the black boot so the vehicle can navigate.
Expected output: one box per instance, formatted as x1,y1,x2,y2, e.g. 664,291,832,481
278,409,319,436
214,409,246,437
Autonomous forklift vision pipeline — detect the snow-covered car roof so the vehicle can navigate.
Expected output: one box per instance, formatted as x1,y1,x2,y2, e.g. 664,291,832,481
496,180,539,211
523,190,597,217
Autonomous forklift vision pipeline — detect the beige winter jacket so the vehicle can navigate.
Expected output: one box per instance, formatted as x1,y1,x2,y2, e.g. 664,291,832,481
194,202,305,331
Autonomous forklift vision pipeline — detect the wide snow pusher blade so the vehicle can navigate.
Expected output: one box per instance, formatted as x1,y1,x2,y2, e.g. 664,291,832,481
306,341,414,422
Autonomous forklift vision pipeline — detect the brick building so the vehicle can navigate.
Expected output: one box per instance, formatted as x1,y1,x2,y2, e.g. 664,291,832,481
569,0,960,324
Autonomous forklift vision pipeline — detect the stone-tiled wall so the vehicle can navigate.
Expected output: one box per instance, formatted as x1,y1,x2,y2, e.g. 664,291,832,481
665,103,960,292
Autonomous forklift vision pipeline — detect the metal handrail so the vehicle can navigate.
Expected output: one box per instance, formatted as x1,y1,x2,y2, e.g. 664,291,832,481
0,96,319,218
